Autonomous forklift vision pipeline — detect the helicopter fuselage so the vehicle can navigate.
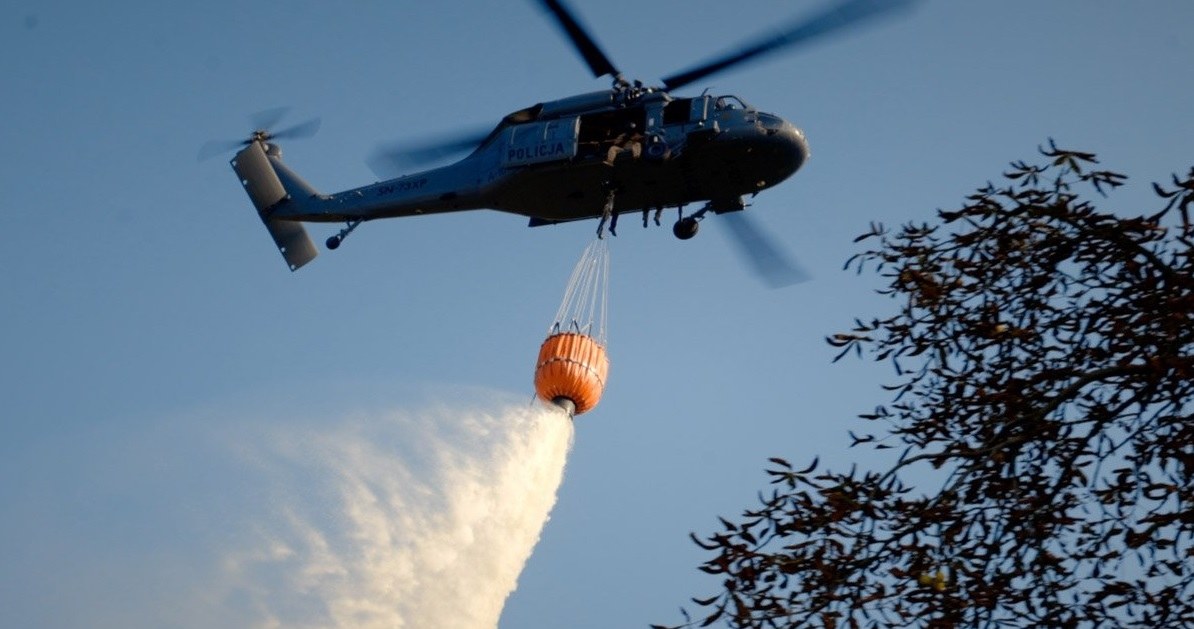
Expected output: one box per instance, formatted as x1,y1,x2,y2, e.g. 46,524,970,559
262,90,809,226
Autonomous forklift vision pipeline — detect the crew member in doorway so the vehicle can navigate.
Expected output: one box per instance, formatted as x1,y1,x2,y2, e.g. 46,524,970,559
605,122,643,166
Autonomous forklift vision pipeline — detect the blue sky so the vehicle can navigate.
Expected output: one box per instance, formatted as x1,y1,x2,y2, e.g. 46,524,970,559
2,1,1192,627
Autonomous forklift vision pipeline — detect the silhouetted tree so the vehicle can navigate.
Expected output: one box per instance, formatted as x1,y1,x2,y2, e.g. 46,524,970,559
661,143,1194,628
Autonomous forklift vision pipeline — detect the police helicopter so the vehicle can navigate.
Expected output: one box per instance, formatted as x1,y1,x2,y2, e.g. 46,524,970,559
213,0,912,284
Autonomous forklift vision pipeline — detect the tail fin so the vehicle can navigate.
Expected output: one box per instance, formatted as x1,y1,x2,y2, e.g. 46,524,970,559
231,141,319,271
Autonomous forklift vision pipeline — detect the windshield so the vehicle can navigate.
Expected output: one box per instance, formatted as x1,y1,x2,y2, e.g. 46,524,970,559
713,95,750,111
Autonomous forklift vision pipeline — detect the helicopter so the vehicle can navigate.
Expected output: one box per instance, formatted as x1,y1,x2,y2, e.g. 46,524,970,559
219,0,913,283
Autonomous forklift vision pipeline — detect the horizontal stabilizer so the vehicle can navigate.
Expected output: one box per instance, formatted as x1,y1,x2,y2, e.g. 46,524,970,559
262,217,319,271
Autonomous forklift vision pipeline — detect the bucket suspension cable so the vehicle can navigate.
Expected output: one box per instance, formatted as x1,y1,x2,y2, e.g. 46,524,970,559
549,238,610,345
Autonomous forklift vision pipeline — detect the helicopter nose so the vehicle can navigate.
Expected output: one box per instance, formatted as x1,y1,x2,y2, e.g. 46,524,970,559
786,124,810,172
763,116,810,180
756,112,809,176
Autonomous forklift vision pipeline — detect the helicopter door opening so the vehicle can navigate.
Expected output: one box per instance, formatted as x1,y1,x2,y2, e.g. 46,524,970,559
577,106,647,161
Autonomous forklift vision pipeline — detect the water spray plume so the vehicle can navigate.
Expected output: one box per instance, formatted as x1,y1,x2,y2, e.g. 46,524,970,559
221,398,574,629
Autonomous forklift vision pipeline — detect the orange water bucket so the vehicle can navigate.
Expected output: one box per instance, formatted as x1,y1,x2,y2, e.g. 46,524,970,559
533,332,610,416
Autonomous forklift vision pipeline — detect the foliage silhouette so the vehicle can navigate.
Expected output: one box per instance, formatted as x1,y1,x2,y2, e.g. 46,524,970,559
660,143,1194,628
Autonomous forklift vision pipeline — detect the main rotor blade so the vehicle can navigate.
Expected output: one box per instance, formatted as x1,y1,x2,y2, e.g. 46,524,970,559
720,211,809,289
536,0,620,80
661,0,915,91
366,126,492,178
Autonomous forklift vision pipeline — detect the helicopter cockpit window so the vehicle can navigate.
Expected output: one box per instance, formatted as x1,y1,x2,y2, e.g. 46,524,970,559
663,98,692,125
713,95,749,111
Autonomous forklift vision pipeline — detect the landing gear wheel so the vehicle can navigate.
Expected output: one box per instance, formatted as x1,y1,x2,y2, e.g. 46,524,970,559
326,218,362,251
673,217,699,240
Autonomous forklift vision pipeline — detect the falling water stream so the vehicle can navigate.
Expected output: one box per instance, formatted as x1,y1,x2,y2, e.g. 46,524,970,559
220,400,574,629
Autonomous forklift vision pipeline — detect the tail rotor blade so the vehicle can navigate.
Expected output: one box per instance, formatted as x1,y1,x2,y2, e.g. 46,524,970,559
249,106,291,133
721,211,809,289
661,0,915,90
271,117,322,141
197,139,248,162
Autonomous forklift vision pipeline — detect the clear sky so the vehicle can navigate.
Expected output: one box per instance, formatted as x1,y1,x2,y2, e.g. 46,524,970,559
2,1,1192,627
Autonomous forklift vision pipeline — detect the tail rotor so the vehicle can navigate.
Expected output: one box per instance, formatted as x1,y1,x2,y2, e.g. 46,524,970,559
198,107,321,162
